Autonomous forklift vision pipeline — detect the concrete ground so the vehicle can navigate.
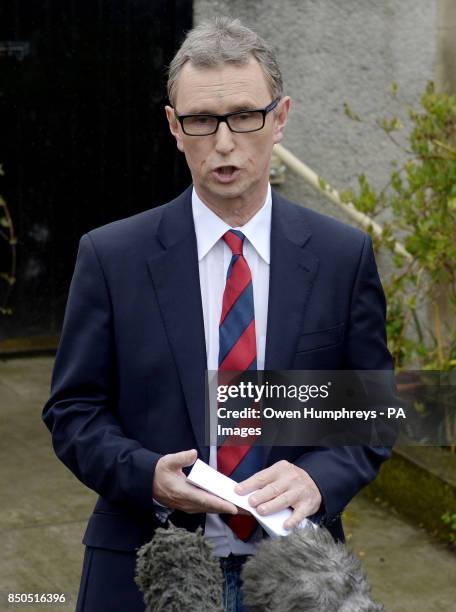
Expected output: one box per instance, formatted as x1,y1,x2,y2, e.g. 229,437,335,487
0,356,454,612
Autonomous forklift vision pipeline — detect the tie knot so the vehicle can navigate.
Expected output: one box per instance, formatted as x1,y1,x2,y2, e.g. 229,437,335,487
223,230,245,256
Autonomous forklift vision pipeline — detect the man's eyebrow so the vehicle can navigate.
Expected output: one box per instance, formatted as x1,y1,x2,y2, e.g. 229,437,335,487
228,103,259,112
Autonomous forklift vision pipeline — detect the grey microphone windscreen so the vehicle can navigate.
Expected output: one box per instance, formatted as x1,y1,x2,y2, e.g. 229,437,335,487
135,524,224,611
241,525,384,612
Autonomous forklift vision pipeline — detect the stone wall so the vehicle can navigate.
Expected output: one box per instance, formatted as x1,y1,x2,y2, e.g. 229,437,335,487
437,0,456,91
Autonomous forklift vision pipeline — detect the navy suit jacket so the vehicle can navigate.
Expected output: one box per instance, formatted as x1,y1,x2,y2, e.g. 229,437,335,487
42,186,393,551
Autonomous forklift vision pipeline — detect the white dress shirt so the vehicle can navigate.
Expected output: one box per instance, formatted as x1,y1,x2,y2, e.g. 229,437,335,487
192,184,271,557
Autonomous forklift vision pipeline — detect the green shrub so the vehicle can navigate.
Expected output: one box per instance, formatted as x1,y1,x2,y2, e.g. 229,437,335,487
342,82,456,372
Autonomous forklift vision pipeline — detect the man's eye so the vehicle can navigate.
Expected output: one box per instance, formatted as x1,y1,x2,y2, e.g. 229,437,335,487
237,112,254,120
195,116,211,124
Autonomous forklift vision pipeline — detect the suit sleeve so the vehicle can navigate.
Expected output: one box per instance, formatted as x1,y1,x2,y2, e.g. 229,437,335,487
295,233,393,524
42,233,161,514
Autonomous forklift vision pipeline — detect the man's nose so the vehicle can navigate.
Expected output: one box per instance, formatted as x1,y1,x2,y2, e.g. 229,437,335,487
214,121,235,154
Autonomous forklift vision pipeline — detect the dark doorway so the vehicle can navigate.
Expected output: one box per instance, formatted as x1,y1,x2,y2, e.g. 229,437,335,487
0,0,192,351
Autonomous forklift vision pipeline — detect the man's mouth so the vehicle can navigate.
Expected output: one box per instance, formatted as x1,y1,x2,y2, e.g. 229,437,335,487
213,165,240,183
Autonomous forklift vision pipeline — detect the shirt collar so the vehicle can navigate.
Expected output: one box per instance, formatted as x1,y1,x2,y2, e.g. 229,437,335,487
191,184,271,264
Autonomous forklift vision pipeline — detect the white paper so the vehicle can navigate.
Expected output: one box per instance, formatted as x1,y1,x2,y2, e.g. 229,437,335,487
187,459,314,538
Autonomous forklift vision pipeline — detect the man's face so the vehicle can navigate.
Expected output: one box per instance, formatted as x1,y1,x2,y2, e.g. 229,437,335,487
165,57,290,208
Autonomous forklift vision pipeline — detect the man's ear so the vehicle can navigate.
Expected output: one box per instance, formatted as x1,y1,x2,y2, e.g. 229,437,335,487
272,96,291,145
165,105,184,152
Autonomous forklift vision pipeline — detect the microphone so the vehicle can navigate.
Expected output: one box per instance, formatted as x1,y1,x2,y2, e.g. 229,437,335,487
135,524,224,611
242,524,384,612
135,523,384,611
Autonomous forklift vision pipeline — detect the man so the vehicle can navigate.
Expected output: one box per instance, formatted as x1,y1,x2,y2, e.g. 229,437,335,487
43,17,393,612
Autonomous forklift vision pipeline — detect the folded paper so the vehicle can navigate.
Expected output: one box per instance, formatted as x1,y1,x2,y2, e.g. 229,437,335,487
187,459,315,538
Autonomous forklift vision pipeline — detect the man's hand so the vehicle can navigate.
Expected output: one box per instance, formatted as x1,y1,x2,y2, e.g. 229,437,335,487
234,460,322,529
153,449,238,515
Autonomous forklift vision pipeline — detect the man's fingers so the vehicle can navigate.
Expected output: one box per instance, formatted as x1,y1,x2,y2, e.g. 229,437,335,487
255,490,298,516
164,448,198,470
155,452,239,514
283,503,309,530
234,465,277,495
184,484,238,514
247,480,288,508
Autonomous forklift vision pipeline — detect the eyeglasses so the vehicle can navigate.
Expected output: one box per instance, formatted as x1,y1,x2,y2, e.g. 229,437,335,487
174,98,280,136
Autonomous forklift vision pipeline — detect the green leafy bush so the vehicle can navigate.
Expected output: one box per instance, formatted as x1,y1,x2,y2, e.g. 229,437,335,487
441,512,456,544
342,82,456,464
342,82,456,372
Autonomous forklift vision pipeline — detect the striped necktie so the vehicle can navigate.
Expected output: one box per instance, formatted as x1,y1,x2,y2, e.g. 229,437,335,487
217,229,262,541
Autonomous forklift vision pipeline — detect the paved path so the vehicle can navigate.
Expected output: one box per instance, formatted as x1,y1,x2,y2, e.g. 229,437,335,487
0,356,454,611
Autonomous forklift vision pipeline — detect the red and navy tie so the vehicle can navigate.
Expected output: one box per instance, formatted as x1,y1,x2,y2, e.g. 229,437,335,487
217,229,263,541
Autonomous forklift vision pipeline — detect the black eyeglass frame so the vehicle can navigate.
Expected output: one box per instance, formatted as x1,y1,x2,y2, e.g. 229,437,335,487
173,98,281,136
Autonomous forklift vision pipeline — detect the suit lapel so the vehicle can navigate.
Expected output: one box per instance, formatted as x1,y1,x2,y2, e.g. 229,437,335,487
265,191,319,370
146,188,209,462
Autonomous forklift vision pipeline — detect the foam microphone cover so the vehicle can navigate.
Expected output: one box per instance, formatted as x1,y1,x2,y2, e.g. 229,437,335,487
241,525,385,612
135,524,224,612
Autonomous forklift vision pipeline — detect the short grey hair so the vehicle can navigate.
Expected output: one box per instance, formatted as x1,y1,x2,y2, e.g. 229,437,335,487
167,17,283,107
